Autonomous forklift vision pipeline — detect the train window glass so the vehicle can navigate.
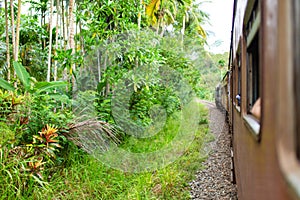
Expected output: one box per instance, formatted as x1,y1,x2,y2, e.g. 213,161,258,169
247,32,260,118
246,0,260,120
237,53,241,103
235,53,241,110
232,65,237,106
245,0,260,47
234,65,238,105
242,0,261,138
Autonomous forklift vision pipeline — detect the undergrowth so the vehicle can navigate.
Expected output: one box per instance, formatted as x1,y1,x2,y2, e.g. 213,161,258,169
0,103,210,200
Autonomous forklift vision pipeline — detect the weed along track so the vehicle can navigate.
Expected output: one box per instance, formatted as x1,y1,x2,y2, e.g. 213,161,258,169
190,101,237,199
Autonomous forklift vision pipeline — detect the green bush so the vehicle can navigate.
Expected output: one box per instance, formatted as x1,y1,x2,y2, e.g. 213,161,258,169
93,31,200,133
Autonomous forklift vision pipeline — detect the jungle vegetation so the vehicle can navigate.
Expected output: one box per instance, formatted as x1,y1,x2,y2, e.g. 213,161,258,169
0,0,227,199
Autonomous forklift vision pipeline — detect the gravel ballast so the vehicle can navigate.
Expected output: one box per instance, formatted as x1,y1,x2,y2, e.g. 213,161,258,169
190,101,238,199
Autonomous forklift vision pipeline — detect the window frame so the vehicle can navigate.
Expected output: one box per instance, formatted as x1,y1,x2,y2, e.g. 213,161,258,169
234,47,242,112
243,0,261,138
246,32,260,111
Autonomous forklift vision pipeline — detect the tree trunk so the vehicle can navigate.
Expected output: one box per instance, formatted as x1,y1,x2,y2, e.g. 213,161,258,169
75,14,78,53
15,0,21,61
47,0,54,82
54,0,60,81
4,0,10,82
79,21,85,55
68,0,76,92
61,0,66,48
10,0,17,86
156,18,160,34
42,11,46,50
10,0,15,61
181,14,186,45
160,21,165,36
137,0,143,30
103,54,107,96
64,0,69,49
97,49,101,83
68,0,75,51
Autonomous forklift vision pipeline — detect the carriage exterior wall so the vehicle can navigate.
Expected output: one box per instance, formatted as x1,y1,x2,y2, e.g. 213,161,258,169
215,0,300,199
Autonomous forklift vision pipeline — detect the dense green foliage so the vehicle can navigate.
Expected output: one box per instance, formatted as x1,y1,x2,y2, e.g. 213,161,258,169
197,52,229,100
0,0,227,198
1,104,211,199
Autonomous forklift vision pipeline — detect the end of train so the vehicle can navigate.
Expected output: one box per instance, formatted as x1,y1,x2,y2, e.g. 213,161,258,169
215,71,229,115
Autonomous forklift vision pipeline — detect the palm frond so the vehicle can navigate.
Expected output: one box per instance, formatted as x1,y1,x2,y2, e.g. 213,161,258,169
164,9,175,24
190,11,207,39
67,118,122,154
146,0,161,25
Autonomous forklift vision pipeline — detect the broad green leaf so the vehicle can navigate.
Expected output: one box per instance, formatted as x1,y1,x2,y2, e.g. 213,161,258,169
35,81,67,93
0,78,15,91
13,61,31,89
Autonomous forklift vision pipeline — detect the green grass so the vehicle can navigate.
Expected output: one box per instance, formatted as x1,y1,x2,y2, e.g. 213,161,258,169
0,103,211,200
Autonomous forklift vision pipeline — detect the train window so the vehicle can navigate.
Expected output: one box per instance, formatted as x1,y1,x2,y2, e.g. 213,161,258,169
242,0,261,138
247,33,260,113
237,53,241,104
246,0,260,120
232,65,237,106
235,52,241,110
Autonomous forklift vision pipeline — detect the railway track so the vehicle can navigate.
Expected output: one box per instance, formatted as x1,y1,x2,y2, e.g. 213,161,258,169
195,99,216,109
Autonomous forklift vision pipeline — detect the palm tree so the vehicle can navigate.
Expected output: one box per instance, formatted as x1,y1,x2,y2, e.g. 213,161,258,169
145,0,206,39
180,1,207,41
28,0,49,49
146,0,183,35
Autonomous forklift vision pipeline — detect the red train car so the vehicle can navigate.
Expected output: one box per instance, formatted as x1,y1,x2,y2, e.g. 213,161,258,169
220,0,300,199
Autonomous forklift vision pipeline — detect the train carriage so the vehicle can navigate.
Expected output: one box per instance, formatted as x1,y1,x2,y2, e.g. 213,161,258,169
215,72,229,113
216,0,300,199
